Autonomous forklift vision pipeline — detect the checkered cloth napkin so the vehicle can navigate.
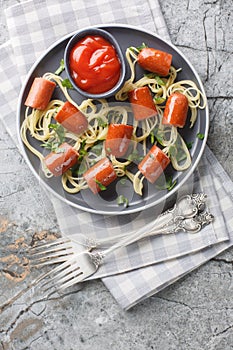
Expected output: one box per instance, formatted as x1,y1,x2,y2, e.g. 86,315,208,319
1,0,233,309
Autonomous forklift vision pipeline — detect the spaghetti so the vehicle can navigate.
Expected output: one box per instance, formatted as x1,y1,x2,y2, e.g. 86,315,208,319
20,43,207,201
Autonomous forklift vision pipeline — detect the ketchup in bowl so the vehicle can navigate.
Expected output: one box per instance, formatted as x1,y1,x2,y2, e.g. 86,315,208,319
64,28,126,99
69,35,121,94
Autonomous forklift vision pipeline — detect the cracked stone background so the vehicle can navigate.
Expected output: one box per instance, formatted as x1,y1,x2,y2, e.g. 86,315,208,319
0,0,232,349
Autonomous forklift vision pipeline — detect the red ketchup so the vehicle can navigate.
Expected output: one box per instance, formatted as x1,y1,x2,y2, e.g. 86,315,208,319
69,35,121,94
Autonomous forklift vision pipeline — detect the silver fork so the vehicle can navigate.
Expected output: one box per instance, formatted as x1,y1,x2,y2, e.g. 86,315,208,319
29,193,207,267
41,194,214,292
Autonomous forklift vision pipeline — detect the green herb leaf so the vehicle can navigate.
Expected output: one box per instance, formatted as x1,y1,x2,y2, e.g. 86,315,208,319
149,127,158,145
129,43,148,55
197,133,205,140
55,59,65,75
78,140,87,161
136,42,148,51
41,124,65,151
117,194,129,207
97,118,108,128
79,148,88,158
95,179,107,191
106,110,122,120
154,97,166,104
119,177,127,185
41,140,59,152
186,141,193,150
77,162,87,176
62,78,74,89
155,75,165,86
144,73,165,86
169,144,188,163
150,131,155,144
149,153,155,159
48,123,65,144
168,145,177,158
55,147,66,154
155,132,164,146
152,126,164,146
129,46,138,54
166,176,177,191
127,149,143,162
91,142,104,157
156,175,177,191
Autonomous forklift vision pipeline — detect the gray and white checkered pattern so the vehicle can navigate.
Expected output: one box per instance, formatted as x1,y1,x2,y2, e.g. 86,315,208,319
1,0,233,309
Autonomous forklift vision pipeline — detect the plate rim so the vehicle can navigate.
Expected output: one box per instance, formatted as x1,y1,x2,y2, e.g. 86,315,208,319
16,23,209,216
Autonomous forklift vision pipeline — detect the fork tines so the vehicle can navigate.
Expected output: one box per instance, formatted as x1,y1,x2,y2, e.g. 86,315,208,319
29,238,74,267
41,256,84,292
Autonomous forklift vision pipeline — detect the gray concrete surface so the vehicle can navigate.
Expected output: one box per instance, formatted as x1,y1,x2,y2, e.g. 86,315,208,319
0,0,233,349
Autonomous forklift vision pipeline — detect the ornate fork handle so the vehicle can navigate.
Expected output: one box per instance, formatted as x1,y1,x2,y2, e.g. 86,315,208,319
147,210,214,236
94,193,213,259
156,193,207,227
84,193,209,250
145,193,212,236
134,193,207,232
179,211,214,234
91,208,215,267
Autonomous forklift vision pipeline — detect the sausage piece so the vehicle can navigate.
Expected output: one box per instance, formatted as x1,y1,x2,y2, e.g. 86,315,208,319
44,142,79,176
83,157,117,194
162,92,189,128
105,124,133,158
138,144,170,183
129,86,157,121
55,101,88,135
25,77,56,110
137,48,172,77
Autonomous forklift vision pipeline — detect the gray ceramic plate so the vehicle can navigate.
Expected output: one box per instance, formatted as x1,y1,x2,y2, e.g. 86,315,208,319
17,24,209,215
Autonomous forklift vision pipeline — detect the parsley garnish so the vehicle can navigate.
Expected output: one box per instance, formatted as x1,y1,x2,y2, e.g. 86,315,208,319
97,118,108,128
136,42,148,51
145,73,165,86
41,124,65,151
155,132,164,146
150,131,155,144
168,145,177,158
119,177,127,185
62,78,74,89
129,43,148,54
197,133,205,140
166,176,177,191
154,97,166,104
55,147,66,154
48,123,65,142
155,76,165,86
168,145,187,163
77,162,87,176
106,110,122,120
149,153,155,159
151,126,165,146
95,179,107,191
41,139,59,152
91,142,104,157
127,149,143,162
117,195,129,207
156,176,177,191
78,140,87,161
186,141,193,150
55,59,65,75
